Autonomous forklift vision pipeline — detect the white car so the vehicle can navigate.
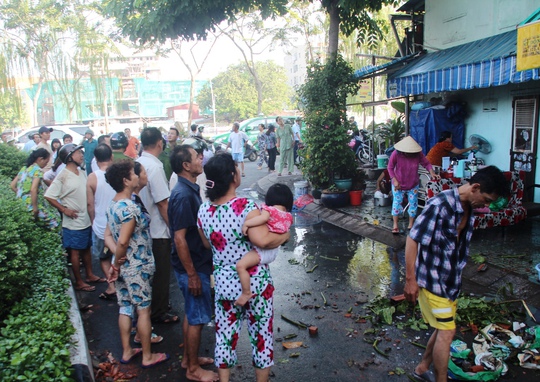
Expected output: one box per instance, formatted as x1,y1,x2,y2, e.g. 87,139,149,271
16,124,89,149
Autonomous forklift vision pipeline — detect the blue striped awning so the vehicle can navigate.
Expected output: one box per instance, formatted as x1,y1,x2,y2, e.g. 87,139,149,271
387,30,540,98
354,54,418,79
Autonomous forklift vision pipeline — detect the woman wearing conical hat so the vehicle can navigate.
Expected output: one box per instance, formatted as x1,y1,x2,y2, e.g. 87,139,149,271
387,136,439,234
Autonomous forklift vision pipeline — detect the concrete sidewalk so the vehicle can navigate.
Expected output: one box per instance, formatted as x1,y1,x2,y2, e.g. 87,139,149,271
254,171,540,314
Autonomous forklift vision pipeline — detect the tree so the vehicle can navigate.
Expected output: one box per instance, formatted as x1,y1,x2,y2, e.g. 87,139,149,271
104,0,289,44
105,0,400,64
298,55,359,188
197,61,291,121
166,34,222,127
218,12,291,115
0,0,115,125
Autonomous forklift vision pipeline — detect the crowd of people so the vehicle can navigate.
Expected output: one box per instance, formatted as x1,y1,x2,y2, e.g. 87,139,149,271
6,120,511,381
8,123,296,379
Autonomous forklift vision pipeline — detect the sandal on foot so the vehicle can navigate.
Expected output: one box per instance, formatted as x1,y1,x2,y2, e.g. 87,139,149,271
120,348,143,364
412,370,435,382
75,285,95,292
134,332,163,344
86,277,107,283
141,353,170,369
392,228,400,234
98,292,116,300
153,313,179,324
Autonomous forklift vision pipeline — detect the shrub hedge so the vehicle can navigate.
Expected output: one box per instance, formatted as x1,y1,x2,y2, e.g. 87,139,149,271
0,143,28,179
0,176,74,381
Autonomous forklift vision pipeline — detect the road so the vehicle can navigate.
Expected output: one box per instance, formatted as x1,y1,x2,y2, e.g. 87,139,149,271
80,158,540,381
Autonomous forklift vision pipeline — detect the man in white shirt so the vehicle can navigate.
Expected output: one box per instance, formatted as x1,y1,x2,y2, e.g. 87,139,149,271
136,127,178,324
226,122,249,177
87,143,117,299
292,117,303,165
45,143,104,292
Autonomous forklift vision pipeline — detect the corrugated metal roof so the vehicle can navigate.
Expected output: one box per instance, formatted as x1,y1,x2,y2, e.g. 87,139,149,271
386,30,540,97
391,30,517,78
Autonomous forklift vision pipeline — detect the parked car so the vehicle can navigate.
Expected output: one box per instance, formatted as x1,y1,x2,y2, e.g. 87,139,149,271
15,124,89,149
212,116,304,151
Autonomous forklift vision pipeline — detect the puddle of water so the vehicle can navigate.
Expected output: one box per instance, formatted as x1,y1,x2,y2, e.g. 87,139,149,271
280,222,404,299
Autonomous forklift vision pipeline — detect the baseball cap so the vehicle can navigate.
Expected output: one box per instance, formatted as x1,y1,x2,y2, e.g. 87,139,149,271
38,126,53,134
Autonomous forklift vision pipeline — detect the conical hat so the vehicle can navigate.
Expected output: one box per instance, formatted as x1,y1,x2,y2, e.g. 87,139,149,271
394,136,422,153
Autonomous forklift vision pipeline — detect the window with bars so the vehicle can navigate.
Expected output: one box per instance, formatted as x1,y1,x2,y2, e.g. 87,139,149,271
512,97,537,152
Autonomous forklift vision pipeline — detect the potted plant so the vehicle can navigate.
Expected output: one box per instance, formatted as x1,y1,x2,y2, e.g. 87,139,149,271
321,184,350,209
298,55,360,191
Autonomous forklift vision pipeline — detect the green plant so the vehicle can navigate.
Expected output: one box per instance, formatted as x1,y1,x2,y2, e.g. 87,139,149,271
375,116,405,149
0,176,73,381
0,143,27,179
298,55,360,189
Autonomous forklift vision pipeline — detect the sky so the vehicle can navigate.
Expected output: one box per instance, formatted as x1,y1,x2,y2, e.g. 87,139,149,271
157,36,288,81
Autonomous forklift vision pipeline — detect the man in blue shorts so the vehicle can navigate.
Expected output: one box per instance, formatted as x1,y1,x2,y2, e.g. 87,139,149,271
226,122,249,177
404,166,508,382
45,144,104,292
168,142,218,382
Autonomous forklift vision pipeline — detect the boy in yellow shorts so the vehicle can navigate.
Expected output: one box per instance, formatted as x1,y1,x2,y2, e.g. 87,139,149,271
404,166,508,382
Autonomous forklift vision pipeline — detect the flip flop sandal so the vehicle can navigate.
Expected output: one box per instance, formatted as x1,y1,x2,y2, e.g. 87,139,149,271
153,313,179,324
141,353,170,369
75,285,96,292
392,228,400,234
98,292,116,300
86,277,107,283
412,370,435,382
119,348,143,364
134,332,163,344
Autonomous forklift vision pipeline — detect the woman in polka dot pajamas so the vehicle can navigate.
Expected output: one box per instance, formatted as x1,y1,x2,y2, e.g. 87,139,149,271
197,152,290,382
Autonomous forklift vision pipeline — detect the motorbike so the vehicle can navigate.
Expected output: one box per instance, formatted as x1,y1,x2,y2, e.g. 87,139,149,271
349,130,374,164
214,140,258,162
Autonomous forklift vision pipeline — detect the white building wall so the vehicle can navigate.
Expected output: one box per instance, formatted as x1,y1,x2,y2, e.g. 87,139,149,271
424,0,540,50
284,45,308,90
457,81,540,202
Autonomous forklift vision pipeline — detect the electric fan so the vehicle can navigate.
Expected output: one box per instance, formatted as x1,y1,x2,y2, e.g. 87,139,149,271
469,134,492,154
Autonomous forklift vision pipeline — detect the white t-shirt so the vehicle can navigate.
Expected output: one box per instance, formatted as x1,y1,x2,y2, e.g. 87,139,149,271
292,123,302,141
36,141,54,172
136,151,170,239
44,167,91,230
92,169,116,239
229,131,249,154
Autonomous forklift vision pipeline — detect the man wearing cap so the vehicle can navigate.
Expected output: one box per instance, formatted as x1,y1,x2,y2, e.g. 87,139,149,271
45,143,103,292
83,129,98,175
292,117,303,165
387,136,439,234
168,144,218,381
35,126,54,173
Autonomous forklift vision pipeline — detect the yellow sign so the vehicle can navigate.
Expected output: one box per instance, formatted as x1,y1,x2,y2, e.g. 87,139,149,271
517,20,540,72
357,78,373,101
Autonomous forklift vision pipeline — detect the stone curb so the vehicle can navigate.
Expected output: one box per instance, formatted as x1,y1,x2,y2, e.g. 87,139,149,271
68,283,95,382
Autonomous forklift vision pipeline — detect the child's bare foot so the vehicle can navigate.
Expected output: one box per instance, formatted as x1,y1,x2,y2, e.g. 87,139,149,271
234,292,251,306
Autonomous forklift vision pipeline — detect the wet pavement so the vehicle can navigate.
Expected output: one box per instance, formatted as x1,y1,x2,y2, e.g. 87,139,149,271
79,161,540,381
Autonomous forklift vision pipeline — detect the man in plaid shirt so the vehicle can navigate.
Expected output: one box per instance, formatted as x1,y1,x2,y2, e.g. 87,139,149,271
404,166,508,382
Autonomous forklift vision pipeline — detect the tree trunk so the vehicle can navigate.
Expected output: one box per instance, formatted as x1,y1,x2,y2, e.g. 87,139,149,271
254,74,263,115
32,79,43,126
327,0,340,58
188,73,195,128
